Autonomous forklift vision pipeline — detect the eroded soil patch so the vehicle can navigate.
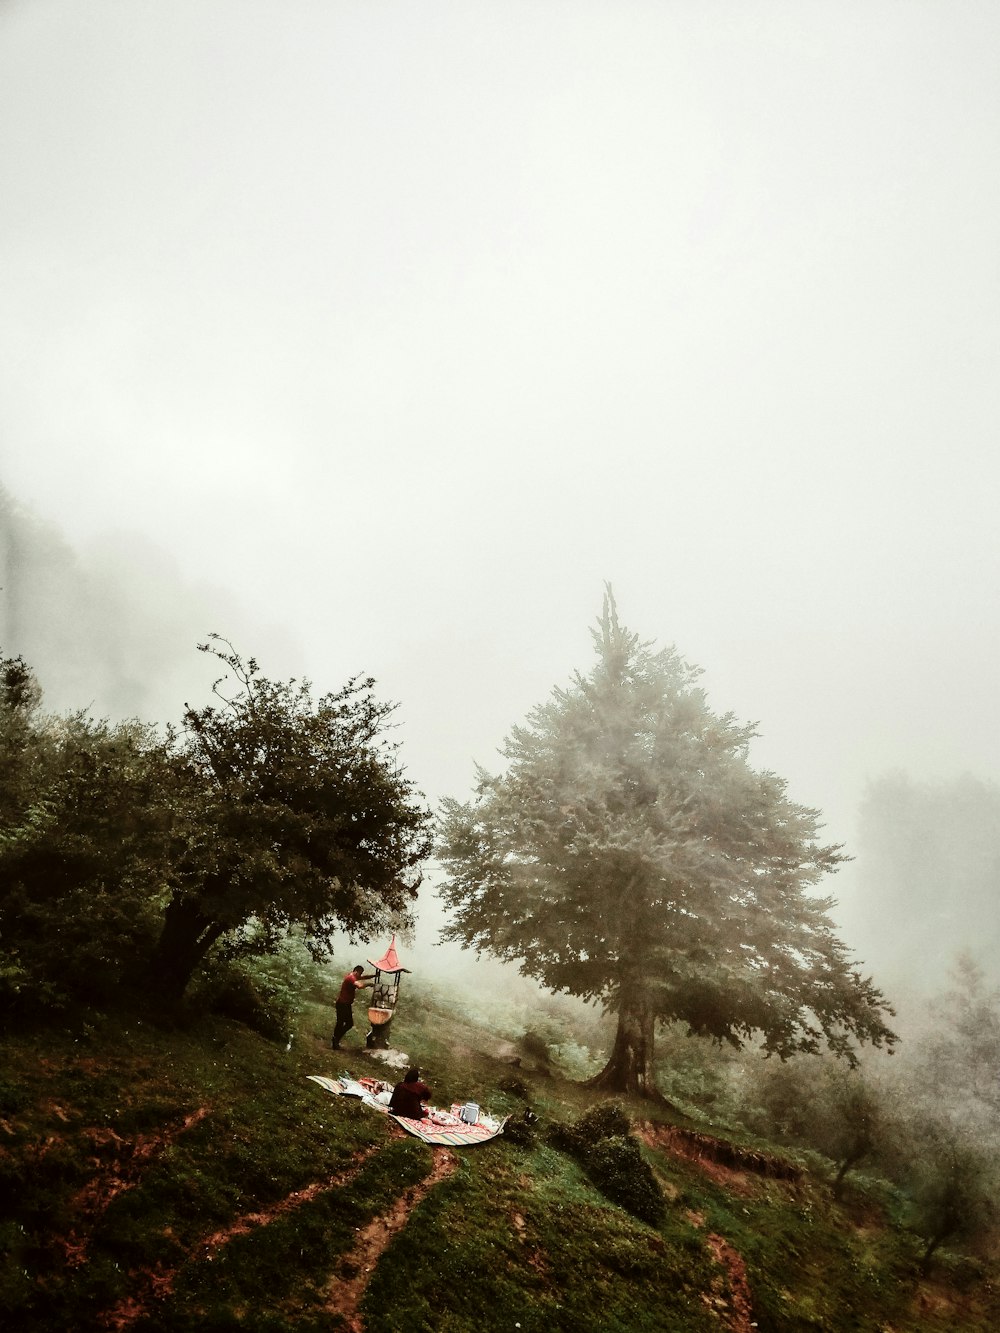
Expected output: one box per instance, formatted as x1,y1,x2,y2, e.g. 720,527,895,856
638,1121,802,1195
323,1148,458,1332
100,1143,383,1331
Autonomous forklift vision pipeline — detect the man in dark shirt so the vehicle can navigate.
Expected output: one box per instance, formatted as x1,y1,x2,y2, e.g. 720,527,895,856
389,1068,432,1119
331,964,374,1050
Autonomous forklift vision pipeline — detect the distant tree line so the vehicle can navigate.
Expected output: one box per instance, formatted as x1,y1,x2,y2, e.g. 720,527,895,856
740,953,1000,1273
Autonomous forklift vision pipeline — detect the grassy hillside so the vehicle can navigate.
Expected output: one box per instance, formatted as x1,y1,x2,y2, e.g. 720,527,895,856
2,977,998,1332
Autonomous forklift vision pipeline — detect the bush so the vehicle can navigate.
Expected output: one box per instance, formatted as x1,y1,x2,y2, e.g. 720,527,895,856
519,1030,551,1064
198,967,289,1042
548,1100,665,1224
502,1109,540,1148
587,1135,665,1224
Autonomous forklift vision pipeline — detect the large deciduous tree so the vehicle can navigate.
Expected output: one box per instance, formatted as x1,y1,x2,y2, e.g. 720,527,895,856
150,638,433,1001
437,593,896,1099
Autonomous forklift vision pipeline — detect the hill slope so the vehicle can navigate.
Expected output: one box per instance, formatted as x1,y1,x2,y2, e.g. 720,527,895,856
2,983,997,1331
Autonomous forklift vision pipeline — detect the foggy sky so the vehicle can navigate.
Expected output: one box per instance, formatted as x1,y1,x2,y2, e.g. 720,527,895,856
2,2,998,966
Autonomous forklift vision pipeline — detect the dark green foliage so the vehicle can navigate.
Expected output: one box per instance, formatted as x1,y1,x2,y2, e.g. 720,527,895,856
568,1098,633,1148
150,637,433,1000
0,651,177,1014
587,1136,665,1224
905,1121,998,1276
199,966,291,1041
498,1074,530,1099
549,1100,664,1224
0,639,432,1017
502,1108,541,1147
744,1056,891,1197
438,591,896,1099
520,1029,552,1064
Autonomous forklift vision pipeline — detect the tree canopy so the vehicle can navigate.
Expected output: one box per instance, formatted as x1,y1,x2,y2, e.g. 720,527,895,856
437,592,896,1098
150,638,433,1000
0,639,433,1012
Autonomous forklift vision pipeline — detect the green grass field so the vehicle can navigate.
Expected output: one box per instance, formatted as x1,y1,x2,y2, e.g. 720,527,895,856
2,977,997,1331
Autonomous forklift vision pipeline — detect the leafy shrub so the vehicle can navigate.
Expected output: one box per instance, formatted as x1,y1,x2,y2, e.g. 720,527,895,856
519,1030,551,1064
198,966,289,1042
587,1135,665,1224
497,1075,529,1099
502,1109,540,1148
571,1099,633,1147
548,1099,665,1224
190,926,328,1040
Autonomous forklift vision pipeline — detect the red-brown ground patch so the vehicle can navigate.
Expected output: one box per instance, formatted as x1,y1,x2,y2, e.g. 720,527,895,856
703,1232,756,1333
322,1148,459,1332
100,1143,384,1331
683,1207,756,1333
637,1120,802,1197
57,1106,211,1268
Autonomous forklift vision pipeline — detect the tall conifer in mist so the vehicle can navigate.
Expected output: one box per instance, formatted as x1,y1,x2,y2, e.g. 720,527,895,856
438,590,896,1100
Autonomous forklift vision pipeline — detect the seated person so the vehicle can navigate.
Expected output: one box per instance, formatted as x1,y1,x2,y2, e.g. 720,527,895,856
389,1068,432,1119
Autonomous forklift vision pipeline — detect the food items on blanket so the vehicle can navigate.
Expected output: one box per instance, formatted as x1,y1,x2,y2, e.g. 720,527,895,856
428,1109,462,1127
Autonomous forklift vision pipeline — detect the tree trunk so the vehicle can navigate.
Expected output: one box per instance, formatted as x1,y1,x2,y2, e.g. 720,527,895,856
585,988,667,1101
148,893,228,1004
919,1233,944,1276
833,1148,865,1199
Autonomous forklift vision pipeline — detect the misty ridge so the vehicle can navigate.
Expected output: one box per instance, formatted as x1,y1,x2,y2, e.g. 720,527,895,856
2,481,998,1003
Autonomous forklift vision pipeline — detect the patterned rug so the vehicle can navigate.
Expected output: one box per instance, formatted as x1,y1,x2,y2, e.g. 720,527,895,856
307,1074,507,1146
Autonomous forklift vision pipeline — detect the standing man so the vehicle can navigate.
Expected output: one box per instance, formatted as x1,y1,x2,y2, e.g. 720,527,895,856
331,964,374,1050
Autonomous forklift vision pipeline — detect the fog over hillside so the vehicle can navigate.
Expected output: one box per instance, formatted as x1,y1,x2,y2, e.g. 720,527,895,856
0,488,299,724
2,2,998,1004
4,484,997,1003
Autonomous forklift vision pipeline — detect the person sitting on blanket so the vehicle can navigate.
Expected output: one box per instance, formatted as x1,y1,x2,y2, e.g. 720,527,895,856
389,1068,432,1119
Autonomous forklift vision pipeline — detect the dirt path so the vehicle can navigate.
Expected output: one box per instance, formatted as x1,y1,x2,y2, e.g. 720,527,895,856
703,1231,756,1333
636,1122,762,1333
59,1105,211,1267
100,1144,382,1331
322,1148,458,1332
100,1136,458,1333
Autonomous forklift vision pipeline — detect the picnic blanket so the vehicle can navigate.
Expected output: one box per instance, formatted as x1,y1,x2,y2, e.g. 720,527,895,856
307,1074,507,1147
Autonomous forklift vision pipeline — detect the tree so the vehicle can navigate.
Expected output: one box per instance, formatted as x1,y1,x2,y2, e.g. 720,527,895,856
149,638,433,1001
0,651,177,1011
906,1120,997,1275
437,592,896,1100
920,953,1000,1114
746,1056,890,1197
